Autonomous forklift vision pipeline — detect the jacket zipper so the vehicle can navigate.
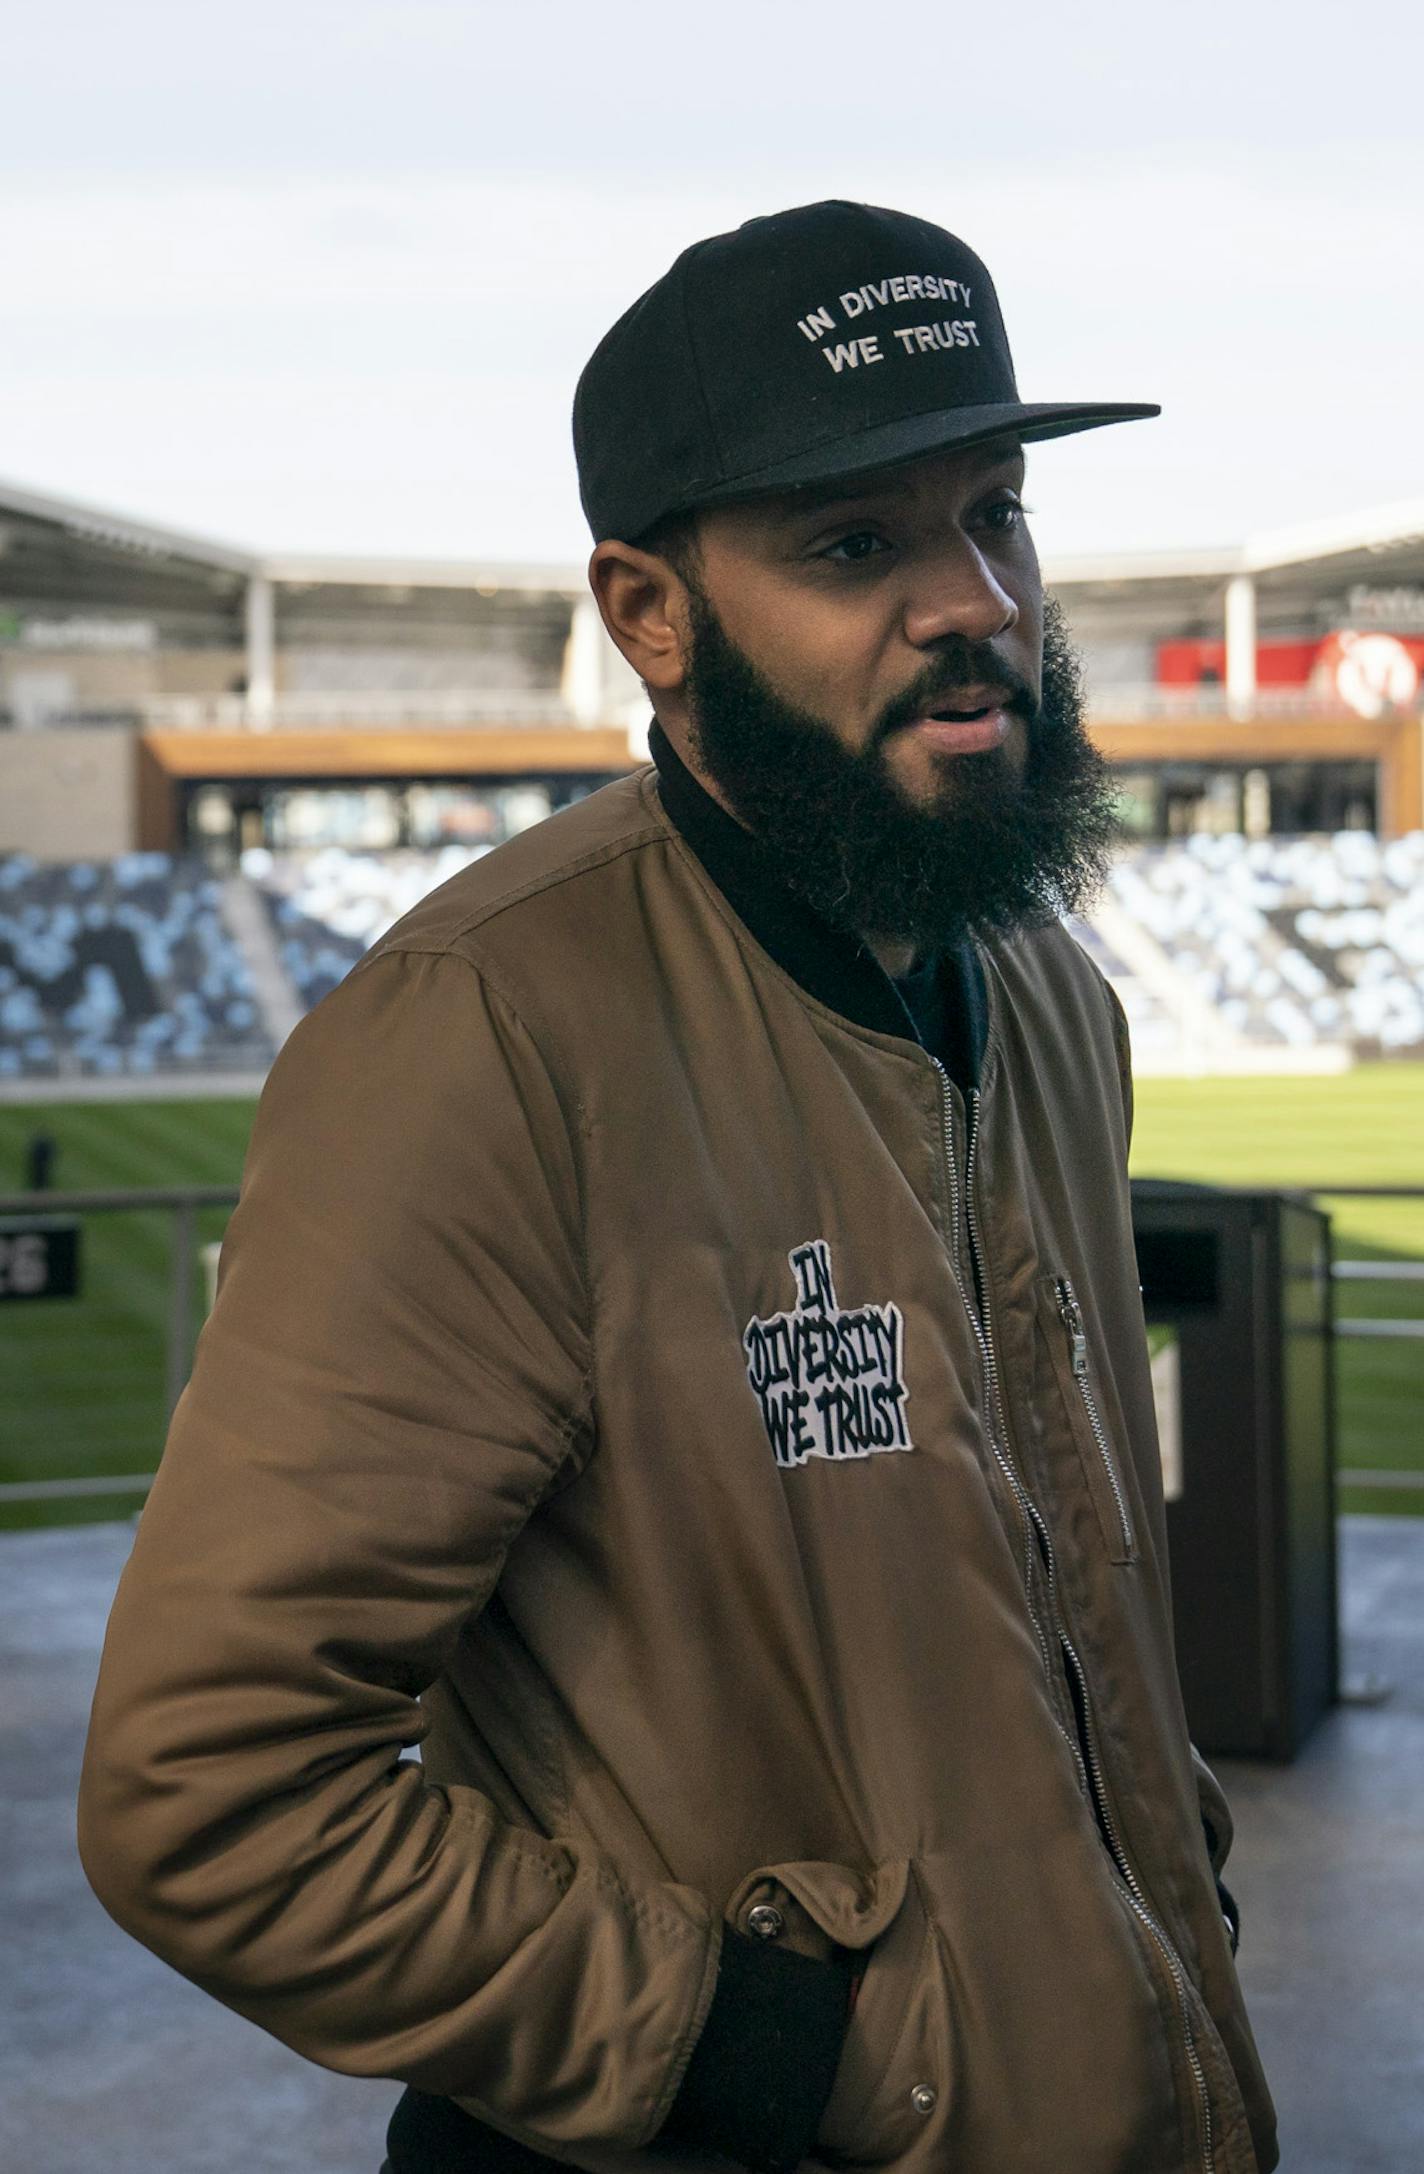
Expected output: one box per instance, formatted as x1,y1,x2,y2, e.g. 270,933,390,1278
1057,1632,1216,2174
929,1056,1057,1696
934,1064,1215,2174
1054,1275,1135,1558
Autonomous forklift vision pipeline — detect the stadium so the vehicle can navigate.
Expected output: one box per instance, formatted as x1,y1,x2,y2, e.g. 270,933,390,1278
7,0,1420,2156
4,476,1422,2171
1,465,1419,1534
3,473,1423,1098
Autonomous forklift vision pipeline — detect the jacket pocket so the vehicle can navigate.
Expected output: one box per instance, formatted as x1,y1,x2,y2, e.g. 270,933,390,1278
725,1858,954,2169
1034,1271,1137,1565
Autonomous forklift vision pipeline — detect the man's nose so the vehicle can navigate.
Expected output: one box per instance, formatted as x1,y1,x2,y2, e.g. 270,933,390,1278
901,537,1019,649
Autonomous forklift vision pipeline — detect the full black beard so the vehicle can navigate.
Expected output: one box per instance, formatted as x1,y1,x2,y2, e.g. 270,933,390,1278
681,585,1121,955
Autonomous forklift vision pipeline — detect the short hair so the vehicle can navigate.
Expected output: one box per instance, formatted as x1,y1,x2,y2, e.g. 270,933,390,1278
628,506,702,588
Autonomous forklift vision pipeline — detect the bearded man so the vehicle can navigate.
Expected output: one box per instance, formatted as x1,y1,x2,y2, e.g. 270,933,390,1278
79,202,1279,2174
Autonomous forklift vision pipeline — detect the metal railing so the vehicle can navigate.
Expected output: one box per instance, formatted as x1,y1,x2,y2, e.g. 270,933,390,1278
2,1181,1421,1505
1084,684,1423,724
140,689,587,731
27,684,1422,734
1,1184,236,1503
1318,1185,1424,1342
1311,1184,1424,1492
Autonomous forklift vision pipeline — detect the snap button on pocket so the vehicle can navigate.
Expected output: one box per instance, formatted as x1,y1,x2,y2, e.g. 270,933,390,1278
746,1903,785,1939
816,1865,951,2165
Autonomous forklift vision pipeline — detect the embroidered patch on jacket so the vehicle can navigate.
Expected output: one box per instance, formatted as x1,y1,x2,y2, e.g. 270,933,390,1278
742,1239,913,1468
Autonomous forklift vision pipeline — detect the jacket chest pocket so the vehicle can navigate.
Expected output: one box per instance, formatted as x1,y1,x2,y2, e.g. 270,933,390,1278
1033,1271,1138,1565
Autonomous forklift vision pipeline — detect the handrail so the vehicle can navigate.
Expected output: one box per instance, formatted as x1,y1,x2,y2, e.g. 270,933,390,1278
0,1185,239,1440
0,1186,239,1212
2,1179,1420,1506
1295,1185,1424,1199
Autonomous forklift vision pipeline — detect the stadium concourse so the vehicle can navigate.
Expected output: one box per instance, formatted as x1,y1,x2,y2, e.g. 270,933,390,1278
4,1511,1422,2174
2,830,1424,1096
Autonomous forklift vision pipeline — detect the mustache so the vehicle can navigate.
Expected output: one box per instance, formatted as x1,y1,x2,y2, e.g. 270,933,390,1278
876,643,1038,741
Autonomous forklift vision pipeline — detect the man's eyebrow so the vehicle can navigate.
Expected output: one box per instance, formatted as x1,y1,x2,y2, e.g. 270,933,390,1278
776,445,1026,522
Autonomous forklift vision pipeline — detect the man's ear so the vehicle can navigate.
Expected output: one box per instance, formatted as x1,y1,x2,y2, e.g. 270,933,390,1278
587,542,691,696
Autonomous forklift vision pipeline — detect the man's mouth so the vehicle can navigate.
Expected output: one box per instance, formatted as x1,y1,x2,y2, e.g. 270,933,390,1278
907,686,1016,753
923,683,1014,722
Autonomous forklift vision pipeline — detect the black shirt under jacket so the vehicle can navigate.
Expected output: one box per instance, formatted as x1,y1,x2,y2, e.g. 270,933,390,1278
646,718,988,1094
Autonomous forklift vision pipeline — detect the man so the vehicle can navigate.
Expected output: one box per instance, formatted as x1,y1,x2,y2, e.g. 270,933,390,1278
78,202,1279,2174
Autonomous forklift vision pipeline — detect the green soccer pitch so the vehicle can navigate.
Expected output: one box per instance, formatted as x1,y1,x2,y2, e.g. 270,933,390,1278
1,1067,1420,1531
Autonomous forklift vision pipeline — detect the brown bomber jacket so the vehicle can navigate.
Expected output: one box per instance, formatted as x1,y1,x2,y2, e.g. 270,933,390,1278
78,754,1279,2174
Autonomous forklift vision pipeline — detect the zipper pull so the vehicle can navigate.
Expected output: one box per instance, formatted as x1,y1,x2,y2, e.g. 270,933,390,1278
1055,1276,1089,1379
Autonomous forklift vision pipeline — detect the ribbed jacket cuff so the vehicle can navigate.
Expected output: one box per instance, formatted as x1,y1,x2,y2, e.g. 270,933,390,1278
385,2087,563,2174
654,1926,856,2173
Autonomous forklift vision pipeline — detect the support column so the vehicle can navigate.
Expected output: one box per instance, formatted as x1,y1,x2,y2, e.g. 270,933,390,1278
560,594,607,725
244,574,275,729
1224,574,1256,723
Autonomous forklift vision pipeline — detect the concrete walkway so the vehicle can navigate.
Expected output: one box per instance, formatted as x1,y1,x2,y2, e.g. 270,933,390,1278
4,1515,1421,2174
3,1520,394,2174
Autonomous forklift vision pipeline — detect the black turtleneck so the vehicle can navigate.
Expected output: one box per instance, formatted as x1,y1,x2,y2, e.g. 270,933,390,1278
646,717,988,1093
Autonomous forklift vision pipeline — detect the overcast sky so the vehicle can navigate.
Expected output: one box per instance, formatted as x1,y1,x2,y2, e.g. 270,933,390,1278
5,1,1421,569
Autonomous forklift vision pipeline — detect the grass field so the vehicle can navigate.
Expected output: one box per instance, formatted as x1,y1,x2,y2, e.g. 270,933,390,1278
1128,1067,1423,1518
1,1098,253,1532
2,1067,1420,1529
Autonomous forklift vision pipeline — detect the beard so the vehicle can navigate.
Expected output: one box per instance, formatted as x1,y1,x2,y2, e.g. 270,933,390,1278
680,583,1121,956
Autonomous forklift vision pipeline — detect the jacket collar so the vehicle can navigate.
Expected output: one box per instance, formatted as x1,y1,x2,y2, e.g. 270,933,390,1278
647,717,983,1073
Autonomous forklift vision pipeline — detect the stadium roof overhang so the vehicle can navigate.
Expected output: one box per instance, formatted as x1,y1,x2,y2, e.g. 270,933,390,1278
0,476,257,578
1043,498,1424,613
7,475,1424,619
0,476,257,629
262,554,585,595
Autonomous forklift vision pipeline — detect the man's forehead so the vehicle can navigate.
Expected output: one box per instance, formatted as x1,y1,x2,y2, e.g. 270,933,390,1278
752,438,1026,524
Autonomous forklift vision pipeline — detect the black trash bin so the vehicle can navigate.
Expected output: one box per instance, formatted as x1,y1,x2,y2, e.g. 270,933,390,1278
1130,1179,1339,1760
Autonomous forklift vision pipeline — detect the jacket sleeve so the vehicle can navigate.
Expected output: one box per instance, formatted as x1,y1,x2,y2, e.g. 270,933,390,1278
1101,973,1135,1154
1191,1741,1241,1955
76,943,722,2151
1098,964,1240,1956
1191,1741,1235,1876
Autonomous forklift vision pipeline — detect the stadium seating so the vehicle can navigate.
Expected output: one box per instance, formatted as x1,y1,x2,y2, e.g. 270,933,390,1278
3,833,1422,1083
1063,912,1183,1060
1104,832,1424,1056
241,843,490,1009
244,831,1423,1063
0,853,274,1081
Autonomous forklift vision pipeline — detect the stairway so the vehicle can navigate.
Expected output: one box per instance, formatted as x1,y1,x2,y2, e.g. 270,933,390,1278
218,876,305,1056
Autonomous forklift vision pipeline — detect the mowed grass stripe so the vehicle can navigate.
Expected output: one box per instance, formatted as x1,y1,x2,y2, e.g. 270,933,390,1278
117,1098,257,1182
1,1071,1420,1527
0,1097,258,1192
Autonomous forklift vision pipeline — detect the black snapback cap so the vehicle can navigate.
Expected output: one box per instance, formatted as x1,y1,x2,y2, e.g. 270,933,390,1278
573,199,1159,543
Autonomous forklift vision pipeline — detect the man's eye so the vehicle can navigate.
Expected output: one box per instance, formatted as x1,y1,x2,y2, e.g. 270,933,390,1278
819,531,890,563
981,497,1029,533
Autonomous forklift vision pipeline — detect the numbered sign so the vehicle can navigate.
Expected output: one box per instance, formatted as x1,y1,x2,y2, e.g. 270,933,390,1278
0,1217,81,1300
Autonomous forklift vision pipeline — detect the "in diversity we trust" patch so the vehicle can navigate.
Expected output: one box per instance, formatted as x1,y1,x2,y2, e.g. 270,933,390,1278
742,1239,913,1469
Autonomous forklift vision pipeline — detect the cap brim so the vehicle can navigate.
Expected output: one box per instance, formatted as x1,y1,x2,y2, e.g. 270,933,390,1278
688,400,1161,509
